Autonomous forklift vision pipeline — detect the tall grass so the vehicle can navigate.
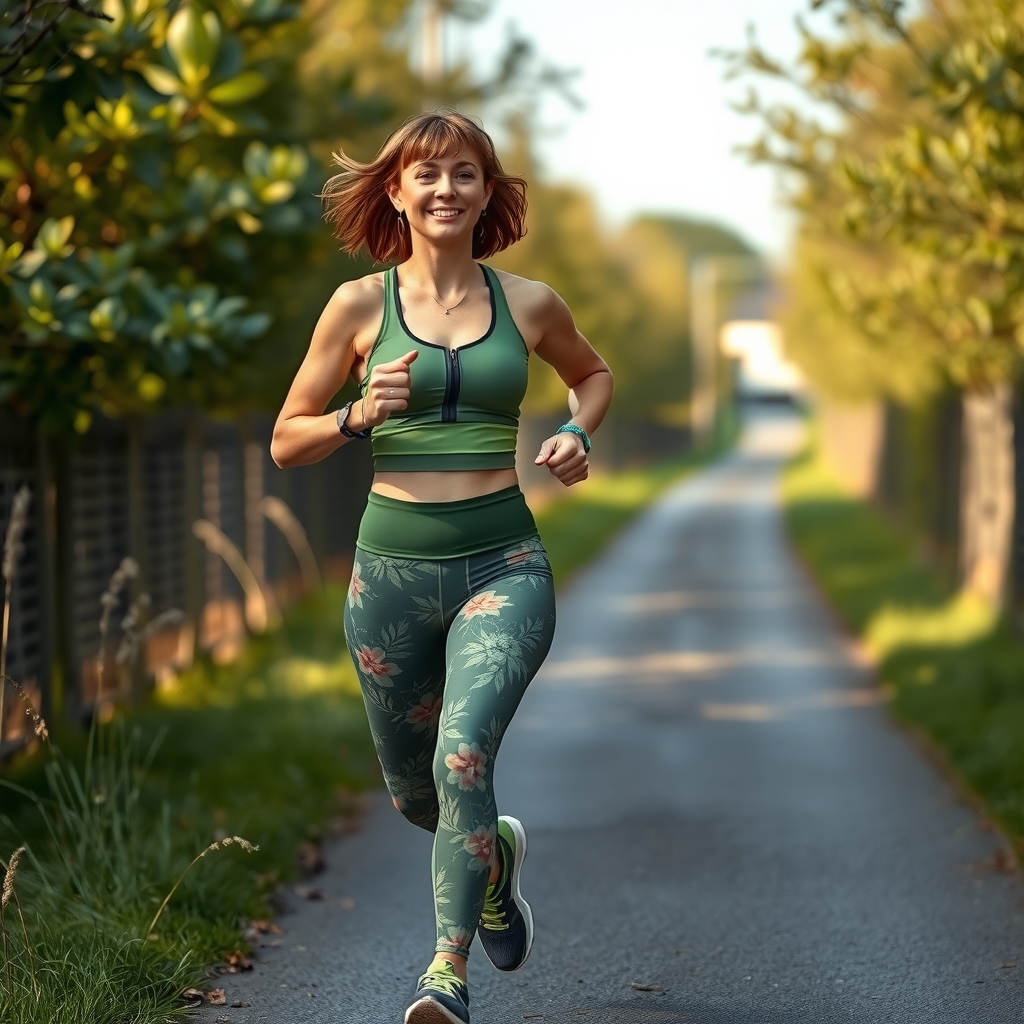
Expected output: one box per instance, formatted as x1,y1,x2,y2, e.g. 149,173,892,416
0,536,257,1022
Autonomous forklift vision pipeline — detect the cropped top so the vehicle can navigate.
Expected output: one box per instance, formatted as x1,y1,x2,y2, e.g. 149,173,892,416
359,264,529,472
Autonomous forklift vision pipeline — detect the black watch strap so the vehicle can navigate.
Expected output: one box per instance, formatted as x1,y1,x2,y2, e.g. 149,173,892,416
337,401,370,439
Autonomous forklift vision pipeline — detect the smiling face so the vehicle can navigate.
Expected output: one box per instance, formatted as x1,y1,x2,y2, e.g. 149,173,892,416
388,146,494,254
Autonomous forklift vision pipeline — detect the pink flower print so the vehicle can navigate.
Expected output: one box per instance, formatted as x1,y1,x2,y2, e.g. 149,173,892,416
504,542,536,565
406,693,442,731
462,825,496,872
443,927,475,951
444,742,488,791
356,645,399,682
461,591,511,621
349,565,366,608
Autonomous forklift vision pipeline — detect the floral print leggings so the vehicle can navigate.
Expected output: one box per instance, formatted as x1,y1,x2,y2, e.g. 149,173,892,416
343,536,556,959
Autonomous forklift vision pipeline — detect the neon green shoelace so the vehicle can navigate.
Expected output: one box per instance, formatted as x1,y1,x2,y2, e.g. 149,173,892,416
480,882,508,931
418,961,465,999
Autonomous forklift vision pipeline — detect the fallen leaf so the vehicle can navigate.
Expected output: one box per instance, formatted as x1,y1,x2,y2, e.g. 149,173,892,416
224,950,253,972
298,840,325,876
181,989,204,1006
293,885,325,900
340,897,355,910
231,1001,248,1008
628,982,664,992
1001,963,1017,969
206,989,227,1005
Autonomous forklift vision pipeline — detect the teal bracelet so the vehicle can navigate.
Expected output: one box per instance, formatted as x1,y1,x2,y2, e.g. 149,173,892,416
555,423,591,453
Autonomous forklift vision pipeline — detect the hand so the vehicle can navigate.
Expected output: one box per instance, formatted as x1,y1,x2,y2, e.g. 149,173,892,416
535,431,588,486
360,350,418,428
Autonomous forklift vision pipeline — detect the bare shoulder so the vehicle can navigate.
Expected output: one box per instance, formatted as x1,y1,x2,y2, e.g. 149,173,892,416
314,271,386,351
329,271,386,320
491,270,570,345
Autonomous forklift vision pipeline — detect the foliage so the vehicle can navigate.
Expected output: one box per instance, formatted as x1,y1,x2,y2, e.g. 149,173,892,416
725,0,1024,398
0,0,331,430
783,444,1024,847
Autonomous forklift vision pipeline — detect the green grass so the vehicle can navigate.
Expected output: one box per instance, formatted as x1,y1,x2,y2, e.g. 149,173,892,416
783,448,1024,848
1,587,378,1023
0,434,728,1022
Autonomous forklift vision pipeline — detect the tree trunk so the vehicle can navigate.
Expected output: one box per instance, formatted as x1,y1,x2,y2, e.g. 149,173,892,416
959,384,1015,607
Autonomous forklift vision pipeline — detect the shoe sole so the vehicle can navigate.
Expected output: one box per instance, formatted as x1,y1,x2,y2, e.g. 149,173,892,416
497,814,534,972
404,995,467,1024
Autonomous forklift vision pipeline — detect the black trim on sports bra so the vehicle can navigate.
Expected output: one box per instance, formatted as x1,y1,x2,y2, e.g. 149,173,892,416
393,264,497,352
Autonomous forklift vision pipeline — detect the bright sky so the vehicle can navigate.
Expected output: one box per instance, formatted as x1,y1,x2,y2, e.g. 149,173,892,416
455,0,820,259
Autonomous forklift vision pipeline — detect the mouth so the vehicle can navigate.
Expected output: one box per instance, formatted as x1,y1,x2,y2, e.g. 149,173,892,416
428,208,464,220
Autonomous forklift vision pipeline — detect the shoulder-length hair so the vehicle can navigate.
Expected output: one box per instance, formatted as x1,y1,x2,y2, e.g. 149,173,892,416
320,110,527,264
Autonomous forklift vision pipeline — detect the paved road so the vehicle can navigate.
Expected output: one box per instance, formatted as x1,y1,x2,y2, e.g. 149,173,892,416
206,413,1023,1024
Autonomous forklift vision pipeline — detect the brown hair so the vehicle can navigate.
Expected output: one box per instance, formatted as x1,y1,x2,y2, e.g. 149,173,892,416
320,110,527,264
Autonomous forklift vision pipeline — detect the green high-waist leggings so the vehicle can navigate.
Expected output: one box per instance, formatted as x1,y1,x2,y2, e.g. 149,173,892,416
343,487,556,959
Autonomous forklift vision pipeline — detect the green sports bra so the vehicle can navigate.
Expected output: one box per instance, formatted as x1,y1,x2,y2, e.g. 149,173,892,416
359,264,529,472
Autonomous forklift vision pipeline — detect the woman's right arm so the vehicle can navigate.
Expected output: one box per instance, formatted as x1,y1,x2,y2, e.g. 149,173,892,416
270,279,417,469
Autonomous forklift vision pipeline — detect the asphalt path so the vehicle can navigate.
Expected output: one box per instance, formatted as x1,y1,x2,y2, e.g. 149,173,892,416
205,412,1024,1024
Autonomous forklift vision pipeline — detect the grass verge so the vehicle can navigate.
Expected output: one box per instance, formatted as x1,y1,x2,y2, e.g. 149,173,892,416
783,448,1024,849
1,588,378,1023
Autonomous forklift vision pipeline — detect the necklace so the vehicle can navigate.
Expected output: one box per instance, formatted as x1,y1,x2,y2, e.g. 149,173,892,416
429,287,469,316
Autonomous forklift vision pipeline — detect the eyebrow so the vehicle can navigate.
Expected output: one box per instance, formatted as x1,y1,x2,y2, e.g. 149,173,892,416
412,159,479,169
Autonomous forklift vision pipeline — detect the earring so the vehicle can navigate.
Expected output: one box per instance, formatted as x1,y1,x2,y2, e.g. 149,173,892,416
396,211,405,236
478,207,487,237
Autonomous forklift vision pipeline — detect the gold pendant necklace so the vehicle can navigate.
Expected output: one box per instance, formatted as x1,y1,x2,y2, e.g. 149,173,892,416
430,289,469,317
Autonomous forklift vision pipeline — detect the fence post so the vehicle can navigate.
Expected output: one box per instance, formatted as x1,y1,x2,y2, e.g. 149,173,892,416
180,410,204,666
35,426,57,722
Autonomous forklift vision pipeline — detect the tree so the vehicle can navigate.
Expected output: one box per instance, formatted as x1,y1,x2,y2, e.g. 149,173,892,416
726,0,1024,605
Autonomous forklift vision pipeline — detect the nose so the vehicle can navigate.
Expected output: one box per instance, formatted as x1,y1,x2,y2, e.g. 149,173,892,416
434,175,456,197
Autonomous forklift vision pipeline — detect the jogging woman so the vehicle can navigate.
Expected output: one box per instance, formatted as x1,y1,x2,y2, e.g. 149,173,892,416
271,110,613,1024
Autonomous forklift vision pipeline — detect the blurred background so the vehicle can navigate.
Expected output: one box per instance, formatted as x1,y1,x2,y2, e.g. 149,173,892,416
2,0,1022,766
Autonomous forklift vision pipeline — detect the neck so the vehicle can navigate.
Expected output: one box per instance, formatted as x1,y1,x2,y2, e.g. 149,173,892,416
400,242,480,294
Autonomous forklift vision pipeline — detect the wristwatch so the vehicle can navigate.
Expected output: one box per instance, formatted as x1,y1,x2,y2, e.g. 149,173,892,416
337,401,370,439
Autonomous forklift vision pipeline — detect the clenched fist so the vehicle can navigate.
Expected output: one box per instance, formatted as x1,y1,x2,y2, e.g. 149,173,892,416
361,350,418,428
535,430,588,487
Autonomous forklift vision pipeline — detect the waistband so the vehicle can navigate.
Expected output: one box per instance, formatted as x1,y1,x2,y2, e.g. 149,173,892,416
356,485,540,560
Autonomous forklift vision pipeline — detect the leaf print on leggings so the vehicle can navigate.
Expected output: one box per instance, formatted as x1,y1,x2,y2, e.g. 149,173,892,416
460,616,549,692
363,554,435,588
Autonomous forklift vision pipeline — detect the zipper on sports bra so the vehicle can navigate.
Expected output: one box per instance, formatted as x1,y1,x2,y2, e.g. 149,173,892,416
441,348,462,423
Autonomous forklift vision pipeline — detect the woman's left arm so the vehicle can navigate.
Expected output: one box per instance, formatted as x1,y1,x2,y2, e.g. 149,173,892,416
532,286,614,486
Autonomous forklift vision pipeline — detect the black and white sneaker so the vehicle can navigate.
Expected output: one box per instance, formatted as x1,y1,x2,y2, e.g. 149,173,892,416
404,958,470,1024
477,815,534,972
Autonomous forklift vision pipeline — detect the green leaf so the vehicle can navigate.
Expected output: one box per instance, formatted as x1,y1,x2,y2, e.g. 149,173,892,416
140,64,187,97
258,180,294,204
207,71,268,105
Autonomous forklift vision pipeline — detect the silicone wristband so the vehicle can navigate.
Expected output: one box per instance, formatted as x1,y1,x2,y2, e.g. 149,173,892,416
555,423,591,453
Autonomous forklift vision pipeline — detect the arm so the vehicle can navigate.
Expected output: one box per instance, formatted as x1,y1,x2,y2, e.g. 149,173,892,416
532,286,614,486
271,280,416,469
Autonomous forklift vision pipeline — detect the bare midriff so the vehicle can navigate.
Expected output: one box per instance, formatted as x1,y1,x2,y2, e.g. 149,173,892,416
370,468,519,503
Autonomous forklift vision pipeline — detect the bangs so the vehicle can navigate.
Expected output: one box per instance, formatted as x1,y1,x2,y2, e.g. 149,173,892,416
398,118,492,173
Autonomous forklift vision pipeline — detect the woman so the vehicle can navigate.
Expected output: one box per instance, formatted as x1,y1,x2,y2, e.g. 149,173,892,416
271,110,613,1024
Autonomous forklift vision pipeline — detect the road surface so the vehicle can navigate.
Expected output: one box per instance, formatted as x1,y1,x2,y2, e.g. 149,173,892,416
205,412,1024,1024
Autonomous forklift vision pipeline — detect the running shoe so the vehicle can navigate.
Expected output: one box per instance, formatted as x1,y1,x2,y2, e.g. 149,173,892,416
404,958,470,1024
477,815,534,972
